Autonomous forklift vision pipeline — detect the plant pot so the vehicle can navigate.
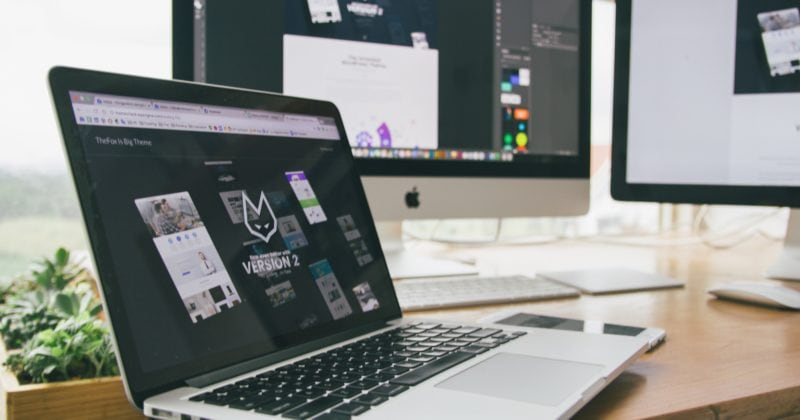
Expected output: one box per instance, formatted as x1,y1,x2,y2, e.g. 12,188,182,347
0,338,142,420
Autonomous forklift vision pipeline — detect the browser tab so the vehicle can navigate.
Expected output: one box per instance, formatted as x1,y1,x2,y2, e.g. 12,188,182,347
68,91,341,141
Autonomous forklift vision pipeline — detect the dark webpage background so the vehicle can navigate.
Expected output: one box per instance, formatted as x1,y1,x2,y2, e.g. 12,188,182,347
203,0,495,151
79,124,394,374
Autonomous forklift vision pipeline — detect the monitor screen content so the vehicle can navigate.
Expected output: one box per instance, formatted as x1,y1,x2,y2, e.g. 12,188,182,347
624,0,800,187
67,91,398,376
184,0,583,167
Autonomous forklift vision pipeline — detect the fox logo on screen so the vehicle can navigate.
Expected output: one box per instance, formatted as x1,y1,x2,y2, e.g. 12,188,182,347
242,190,278,244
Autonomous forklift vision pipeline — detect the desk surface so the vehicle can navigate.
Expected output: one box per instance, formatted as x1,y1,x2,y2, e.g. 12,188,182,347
404,235,800,419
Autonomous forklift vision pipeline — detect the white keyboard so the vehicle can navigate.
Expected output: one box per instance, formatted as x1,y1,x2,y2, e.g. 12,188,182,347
394,275,580,311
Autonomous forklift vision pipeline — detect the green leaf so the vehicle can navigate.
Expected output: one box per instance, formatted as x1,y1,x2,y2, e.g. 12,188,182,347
55,248,70,267
34,272,52,289
54,293,76,316
89,304,102,317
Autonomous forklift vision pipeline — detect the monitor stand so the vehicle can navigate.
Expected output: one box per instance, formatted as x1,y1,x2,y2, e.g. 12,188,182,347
767,209,800,281
376,221,479,280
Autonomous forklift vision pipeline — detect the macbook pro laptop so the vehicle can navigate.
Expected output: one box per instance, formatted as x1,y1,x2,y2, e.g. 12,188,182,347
49,67,648,420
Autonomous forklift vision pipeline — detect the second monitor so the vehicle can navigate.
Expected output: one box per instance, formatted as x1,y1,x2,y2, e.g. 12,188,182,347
173,0,591,276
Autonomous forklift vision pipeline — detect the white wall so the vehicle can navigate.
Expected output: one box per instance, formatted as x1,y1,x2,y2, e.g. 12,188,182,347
0,0,171,173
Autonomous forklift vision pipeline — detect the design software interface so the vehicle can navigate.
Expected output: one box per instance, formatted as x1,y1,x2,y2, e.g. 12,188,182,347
626,0,800,187
69,92,395,373
191,0,581,164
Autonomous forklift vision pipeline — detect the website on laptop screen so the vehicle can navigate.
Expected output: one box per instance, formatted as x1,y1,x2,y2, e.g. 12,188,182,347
68,91,395,375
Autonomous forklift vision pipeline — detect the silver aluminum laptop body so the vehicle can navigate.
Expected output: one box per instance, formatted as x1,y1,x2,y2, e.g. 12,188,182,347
147,321,645,419
50,67,647,420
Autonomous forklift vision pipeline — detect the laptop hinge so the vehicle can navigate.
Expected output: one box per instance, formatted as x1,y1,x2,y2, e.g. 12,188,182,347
184,320,392,389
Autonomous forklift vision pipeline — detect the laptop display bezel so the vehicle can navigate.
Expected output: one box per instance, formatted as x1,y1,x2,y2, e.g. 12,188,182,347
48,67,403,407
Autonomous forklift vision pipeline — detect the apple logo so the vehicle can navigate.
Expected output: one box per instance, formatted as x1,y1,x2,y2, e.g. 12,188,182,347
405,187,420,209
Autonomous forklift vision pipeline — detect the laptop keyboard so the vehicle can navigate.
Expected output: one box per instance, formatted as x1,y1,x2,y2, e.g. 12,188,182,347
188,322,525,419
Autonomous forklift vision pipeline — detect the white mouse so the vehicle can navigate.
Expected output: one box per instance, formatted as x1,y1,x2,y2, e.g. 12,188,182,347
707,282,800,310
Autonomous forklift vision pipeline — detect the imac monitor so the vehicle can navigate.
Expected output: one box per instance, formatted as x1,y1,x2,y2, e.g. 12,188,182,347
611,0,800,280
173,0,591,277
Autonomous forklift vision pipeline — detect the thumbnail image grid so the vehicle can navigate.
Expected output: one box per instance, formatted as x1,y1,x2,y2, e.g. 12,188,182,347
734,0,800,94
135,192,242,324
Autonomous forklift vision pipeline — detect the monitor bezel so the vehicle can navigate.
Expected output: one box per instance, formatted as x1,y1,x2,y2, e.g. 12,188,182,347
610,0,800,207
172,0,592,181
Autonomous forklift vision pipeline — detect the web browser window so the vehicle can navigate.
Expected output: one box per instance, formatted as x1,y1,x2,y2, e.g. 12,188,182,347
68,91,395,373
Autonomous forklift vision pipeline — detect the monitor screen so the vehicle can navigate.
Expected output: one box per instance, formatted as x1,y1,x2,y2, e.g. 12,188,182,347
174,0,589,178
624,0,800,187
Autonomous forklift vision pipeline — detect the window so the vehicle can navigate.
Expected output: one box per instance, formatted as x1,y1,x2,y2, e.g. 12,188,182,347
0,0,170,279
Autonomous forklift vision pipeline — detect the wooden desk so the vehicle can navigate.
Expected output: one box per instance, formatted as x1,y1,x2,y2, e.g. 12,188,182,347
403,235,800,419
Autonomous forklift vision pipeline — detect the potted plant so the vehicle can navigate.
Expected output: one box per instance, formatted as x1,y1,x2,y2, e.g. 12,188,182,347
0,248,140,419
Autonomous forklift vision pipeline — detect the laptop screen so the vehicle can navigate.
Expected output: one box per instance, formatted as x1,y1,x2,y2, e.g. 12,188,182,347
64,87,399,389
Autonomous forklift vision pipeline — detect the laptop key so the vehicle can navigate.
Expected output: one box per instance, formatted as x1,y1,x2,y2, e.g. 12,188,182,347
297,387,326,399
353,393,388,406
452,327,479,334
439,324,461,329
391,351,475,386
394,361,422,369
330,386,362,398
188,391,215,402
468,328,502,338
312,413,351,420
381,366,409,375
229,392,277,410
283,396,343,419
332,402,371,416
474,342,499,349
349,379,379,390
314,380,344,390
460,345,490,354
256,396,307,415
371,383,408,397
338,373,361,383
366,372,395,382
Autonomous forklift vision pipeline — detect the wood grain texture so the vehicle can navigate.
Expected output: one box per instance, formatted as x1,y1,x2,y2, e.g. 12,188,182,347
404,235,800,419
0,337,142,419
3,377,142,420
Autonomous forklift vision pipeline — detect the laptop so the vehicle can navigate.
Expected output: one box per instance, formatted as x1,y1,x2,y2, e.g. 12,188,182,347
49,67,648,420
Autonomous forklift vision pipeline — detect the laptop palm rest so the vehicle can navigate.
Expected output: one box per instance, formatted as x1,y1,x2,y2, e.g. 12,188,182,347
436,352,603,406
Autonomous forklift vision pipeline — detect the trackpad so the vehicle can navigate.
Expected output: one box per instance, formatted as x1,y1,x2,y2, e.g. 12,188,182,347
436,353,603,406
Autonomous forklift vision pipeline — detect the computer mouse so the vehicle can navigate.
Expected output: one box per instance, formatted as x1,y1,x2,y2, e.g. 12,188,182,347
707,282,800,310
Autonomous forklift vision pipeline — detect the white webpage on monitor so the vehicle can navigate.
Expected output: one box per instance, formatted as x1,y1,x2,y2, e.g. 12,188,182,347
626,0,800,187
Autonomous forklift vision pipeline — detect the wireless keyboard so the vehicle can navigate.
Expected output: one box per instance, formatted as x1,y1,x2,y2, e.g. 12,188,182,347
394,275,580,311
